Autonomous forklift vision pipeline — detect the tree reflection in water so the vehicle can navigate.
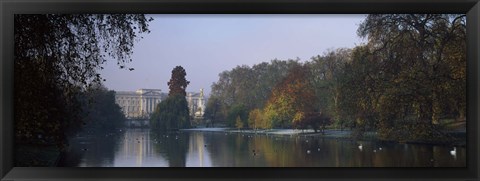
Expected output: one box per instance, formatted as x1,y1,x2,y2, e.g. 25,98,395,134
151,131,190,167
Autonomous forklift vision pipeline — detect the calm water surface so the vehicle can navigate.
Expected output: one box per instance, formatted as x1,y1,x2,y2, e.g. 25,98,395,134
59,128,466,167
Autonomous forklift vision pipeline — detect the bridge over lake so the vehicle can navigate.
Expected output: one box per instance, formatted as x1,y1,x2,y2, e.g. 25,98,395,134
125,118,149,127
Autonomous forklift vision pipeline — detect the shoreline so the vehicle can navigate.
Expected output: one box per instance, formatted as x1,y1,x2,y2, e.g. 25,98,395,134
181,128,378,142
181,127,466,147
182,127,359,137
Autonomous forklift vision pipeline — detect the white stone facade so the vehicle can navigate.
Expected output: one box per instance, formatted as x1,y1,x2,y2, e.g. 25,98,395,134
115,89,164,119
115,88,206,119
187,88,206,118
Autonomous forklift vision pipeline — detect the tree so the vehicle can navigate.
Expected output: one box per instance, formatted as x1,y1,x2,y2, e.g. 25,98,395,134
306,49,351,129
358,14,466,125
204,95,221,127
209,59,301,125
350,14,466,140
226,104,248,128
14,14,152,148
337,45,381,132
82,84,126,133
292,112,332,133
151,95,190,130
151,66,191,130
235,116,244,130
168,66,190,96
262,64,316,128
248,109,262,130
248,108,275,130
15,14,152,92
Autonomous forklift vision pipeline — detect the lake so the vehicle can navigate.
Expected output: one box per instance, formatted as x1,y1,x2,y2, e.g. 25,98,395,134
58,128,466,167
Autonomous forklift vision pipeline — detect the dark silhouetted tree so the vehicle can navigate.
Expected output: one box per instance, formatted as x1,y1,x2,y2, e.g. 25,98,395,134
151,66,191,130
167,66,190,96
14,14,152,148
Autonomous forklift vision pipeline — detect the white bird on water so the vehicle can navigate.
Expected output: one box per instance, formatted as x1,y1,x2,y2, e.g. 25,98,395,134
450,147,457,157
358,144,363,151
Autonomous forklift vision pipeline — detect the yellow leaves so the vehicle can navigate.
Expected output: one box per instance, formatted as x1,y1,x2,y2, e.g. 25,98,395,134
263,64,317,128
248,109,264,129
260,106,276,129
235,116,244,129
292,112,305,124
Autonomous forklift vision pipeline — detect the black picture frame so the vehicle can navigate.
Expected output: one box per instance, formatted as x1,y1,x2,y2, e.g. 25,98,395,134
1,0,479,180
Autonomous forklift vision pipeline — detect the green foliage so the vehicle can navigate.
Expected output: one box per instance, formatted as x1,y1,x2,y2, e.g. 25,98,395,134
305,49,351,129
204,95,222,126
345,14,467,139
150,95,191,130
226,104,248,127
210,59,301,124
151,66,191,131
206,14,466,144
337,45,381,132
82,84,126,133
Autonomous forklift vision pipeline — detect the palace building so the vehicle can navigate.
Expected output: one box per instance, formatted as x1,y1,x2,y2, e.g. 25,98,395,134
115,88,206,119
187,88,206,119
115,89,164,119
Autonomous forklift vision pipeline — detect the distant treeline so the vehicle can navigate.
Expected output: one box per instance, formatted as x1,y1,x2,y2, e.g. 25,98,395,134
206,14,466,142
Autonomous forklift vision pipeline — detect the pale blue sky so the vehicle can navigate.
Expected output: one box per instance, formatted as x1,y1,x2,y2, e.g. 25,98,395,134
99,14,367,96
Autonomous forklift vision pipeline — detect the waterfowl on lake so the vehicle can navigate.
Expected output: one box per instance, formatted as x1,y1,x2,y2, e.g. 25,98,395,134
450,147,457,157
358,144,363,151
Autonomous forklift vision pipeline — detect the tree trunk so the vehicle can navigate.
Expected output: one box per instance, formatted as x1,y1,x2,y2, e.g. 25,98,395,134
431,91,440,125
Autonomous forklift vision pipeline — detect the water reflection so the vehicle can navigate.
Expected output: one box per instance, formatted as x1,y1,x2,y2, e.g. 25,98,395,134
59,131,125,167
186,132,212,167
60,128,466,167
114,128,168,167
150,131,190,167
